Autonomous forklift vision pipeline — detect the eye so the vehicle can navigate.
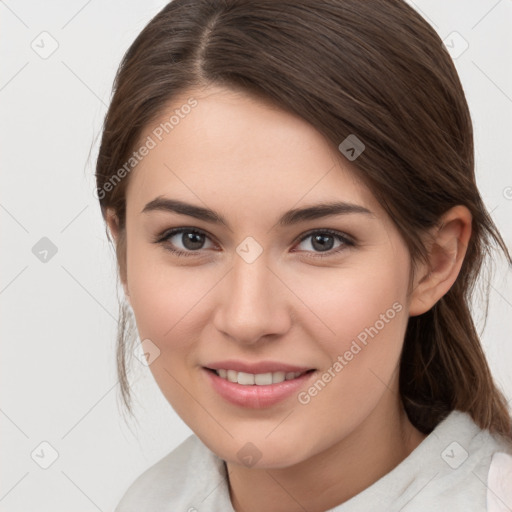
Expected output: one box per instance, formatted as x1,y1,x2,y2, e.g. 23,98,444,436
292,229,354,257
154,227,354,259
154,227,216,256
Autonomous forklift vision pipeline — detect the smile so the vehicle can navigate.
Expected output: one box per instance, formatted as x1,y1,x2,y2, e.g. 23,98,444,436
213,369,307,386
203,363,316,408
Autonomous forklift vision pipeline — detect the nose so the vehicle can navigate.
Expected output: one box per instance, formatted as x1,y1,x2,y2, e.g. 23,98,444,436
212,252,292,345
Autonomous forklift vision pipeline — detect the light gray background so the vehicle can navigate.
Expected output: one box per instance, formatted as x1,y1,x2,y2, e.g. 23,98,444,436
1,1,511,510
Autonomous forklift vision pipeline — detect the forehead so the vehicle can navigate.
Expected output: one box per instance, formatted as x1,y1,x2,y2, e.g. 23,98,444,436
125,85,379,219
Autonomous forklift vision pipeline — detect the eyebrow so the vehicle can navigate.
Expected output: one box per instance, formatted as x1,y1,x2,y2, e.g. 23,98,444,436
142,196,373,228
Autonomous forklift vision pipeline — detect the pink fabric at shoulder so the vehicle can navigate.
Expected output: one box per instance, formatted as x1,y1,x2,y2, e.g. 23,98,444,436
487,452,512,512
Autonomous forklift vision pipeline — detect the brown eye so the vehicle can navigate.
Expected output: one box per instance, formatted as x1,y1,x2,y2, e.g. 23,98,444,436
156,227,216,255
180,231,206,250
310,233,335,251
293,229,354,257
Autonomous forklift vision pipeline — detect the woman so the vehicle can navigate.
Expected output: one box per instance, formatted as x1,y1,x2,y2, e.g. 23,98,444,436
95,0,512,510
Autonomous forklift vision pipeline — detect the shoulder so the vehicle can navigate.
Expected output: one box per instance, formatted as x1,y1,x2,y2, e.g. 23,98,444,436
434,411,512,511
343,410,512,511
487,451,512,512
114,434,231,512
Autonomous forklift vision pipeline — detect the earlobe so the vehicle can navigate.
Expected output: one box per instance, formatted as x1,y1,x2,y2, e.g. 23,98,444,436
105,207,120,243
409,206,472,316
105,208,131,303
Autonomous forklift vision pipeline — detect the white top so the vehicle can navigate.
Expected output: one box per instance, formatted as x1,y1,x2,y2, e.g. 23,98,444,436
115,410,512,511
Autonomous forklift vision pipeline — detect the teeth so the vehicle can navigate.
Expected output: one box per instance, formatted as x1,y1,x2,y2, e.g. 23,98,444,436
272,371,286,384
237,372,255,385
255,372,273,385
214,369,304,385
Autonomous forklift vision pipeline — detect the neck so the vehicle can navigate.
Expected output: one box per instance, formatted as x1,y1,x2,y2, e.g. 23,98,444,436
226,394,426,512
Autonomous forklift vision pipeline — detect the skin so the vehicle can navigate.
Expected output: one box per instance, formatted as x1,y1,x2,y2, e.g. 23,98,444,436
106,85,472,512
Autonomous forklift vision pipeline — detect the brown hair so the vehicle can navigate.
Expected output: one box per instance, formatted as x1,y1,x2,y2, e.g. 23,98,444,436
95,0,512,438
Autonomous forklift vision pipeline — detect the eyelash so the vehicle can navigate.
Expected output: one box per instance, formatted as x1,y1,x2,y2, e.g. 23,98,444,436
153,227,355,259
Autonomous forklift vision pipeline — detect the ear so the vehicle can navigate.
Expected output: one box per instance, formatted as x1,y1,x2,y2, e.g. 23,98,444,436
105,208,131,303
105,207,120,243
409,205,472,317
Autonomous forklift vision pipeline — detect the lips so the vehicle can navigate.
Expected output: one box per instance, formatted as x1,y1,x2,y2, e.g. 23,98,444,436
203,360,316,408
205,361,313,386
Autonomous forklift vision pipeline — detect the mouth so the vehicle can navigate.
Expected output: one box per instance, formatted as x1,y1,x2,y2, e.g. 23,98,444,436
205,368,314,386
202,362,316,408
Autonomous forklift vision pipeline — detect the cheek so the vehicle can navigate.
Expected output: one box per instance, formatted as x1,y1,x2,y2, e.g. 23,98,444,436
126,239,224,356
291,250,411,380
128,266,210,343
125,250,216,408
288,263,410,437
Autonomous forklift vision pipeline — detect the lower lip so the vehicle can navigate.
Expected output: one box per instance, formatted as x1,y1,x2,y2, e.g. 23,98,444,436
203,368,315,408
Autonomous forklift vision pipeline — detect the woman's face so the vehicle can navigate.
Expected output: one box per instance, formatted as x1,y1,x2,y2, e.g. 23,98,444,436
120,85,415,468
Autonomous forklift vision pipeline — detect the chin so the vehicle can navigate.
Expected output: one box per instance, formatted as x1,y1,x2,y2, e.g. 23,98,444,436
199,429,312,469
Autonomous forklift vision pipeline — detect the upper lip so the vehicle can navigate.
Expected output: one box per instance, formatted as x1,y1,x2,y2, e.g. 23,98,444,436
205,360,314,374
